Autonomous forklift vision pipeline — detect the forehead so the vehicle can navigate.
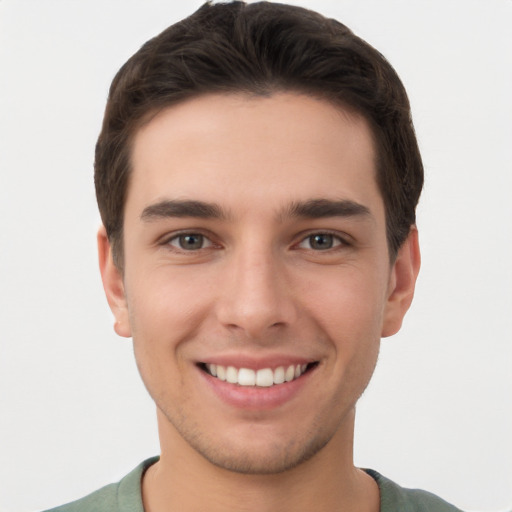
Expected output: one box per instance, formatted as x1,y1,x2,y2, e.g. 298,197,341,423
128,93,382,221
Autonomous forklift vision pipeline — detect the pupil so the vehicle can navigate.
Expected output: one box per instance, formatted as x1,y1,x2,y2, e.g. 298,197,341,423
311,234,333,250
180,234,203,250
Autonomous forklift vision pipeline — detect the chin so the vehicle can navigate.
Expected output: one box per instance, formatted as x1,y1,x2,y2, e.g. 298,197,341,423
181,422,334,475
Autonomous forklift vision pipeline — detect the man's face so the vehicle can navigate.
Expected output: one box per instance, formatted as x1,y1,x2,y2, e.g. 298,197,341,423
101,93,417,474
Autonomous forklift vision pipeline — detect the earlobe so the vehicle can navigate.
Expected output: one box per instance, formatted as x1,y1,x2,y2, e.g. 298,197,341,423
381,227,421,338
97,226,132,338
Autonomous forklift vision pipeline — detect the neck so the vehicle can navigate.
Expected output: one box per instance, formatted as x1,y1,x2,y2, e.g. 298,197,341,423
142,408,379,512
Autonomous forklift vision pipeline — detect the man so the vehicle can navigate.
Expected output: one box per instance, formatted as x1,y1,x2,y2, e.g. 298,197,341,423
46,1,461,510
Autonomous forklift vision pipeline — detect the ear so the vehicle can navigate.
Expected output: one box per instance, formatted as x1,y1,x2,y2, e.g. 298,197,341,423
97,226,132,338
381,227,421,338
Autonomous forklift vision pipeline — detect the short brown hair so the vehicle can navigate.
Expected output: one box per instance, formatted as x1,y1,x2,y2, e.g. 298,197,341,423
95,1,423,267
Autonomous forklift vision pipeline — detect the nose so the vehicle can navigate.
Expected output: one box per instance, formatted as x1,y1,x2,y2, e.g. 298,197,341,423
215,245,298,340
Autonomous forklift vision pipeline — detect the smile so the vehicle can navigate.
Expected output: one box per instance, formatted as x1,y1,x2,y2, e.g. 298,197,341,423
201,363,316,387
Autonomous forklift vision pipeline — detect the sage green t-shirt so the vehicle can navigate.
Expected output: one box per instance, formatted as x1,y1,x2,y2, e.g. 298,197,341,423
44,457,462,512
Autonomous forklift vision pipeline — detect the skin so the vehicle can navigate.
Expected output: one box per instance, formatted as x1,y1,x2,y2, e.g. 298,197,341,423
99,93,420,511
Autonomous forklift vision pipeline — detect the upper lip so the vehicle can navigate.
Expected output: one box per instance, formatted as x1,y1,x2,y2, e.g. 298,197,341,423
197,354,319,370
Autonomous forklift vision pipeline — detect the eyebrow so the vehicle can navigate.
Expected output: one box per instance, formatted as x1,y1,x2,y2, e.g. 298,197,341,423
140,198,372,223
141,200,229,221
281,198,372,221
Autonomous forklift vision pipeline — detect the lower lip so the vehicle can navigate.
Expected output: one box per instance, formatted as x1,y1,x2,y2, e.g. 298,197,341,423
199,366,315,410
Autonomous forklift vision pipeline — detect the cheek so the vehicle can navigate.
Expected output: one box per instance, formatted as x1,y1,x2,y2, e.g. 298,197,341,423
126,274,203,403
301,265,388,338
126,267,216,342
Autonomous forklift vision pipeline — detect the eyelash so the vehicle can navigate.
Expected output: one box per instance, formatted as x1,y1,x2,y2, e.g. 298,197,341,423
295,231,349,251
165,232,215,252
162,230,350,253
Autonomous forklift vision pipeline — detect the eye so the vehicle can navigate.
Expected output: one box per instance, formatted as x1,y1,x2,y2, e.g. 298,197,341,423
168,233,212,251
298,233,344,251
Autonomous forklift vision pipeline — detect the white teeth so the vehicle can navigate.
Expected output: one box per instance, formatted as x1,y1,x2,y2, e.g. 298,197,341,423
256,368,274,387
216,365,226,381
238,368,256,386
226,366,238,384
273,366,285,384
205,363,310,387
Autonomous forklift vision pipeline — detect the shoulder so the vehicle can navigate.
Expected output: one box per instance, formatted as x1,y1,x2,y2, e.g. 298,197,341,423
365,469,464,512
42,457,159,512
43,482,118,512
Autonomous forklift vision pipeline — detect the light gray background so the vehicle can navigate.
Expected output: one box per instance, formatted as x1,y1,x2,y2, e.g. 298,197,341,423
1,1,511,511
